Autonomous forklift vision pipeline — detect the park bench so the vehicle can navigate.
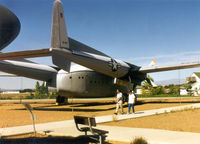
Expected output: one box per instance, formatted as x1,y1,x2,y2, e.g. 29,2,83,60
74,116,109,144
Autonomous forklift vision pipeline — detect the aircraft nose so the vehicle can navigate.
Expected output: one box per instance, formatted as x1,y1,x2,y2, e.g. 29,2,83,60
0,5,21,50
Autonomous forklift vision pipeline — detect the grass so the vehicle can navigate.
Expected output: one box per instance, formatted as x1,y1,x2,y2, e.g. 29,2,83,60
170,106,200,113
164,110,168,114
0,93,30,100
137,94,196,98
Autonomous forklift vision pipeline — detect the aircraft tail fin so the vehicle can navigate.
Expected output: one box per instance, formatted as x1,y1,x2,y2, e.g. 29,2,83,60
51,0,69,49
50,0,109,72
51,0,71,71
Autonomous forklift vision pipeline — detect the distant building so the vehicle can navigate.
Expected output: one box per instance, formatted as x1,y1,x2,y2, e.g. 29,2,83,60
136,88,142,95
2,91,20,94
135,85,143,95
186,72,200,96
180,89,188,95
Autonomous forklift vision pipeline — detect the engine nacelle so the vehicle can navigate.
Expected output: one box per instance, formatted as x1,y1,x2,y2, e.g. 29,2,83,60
0,5,20,50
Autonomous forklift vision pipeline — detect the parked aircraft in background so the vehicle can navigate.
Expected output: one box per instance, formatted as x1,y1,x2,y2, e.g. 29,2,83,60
1,0,200,104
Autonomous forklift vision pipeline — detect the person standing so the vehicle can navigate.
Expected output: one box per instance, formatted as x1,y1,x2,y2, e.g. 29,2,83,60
128,90,136,114
115,89,124,114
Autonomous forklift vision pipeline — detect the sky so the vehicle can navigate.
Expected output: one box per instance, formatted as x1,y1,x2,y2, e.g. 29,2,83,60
1,0,200,89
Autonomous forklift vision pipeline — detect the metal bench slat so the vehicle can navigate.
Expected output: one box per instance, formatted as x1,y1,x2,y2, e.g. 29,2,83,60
74,116,96,126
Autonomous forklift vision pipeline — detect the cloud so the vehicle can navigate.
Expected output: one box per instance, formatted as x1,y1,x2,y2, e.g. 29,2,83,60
133,50,200,61
121,50,200,66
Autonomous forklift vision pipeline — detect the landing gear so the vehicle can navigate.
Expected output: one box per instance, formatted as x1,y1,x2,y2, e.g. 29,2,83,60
123,93,128,105
56,95,68,105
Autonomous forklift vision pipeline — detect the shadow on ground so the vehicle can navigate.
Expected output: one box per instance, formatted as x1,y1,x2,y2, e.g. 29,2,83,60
13,100,200,112
142,101,200,104
0,135,112,144
13,102,117,112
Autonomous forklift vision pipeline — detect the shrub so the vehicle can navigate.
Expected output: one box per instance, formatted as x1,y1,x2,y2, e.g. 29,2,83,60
151,86,165,95
130,137,149,144
112,115,118,122
164,110,168,115
26,93,34,99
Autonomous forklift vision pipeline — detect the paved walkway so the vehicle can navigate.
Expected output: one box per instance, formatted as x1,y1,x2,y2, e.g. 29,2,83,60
47,125,200,144
1,103,200,144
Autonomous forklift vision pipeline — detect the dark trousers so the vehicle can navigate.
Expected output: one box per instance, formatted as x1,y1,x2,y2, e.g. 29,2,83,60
128,103,135,113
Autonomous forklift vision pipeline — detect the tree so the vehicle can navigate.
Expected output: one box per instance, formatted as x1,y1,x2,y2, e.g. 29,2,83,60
50,89,59,99
142,75,154,90
34,81,49,99
151,86,165,95
35,81,40,97
27,81,59,99
183,83,192,91
168,85,179,95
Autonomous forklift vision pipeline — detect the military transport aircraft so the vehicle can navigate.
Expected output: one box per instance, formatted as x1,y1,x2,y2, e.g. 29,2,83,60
1,0,200,104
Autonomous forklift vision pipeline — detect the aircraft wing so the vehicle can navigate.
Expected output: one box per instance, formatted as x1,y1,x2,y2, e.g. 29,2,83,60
0,49,51,60
0,73,16,77
139,62,200,73
0,60,58,87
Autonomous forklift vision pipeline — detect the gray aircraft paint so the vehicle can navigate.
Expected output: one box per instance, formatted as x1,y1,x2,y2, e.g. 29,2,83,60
50,0,131,97
57,70,128,97
52,48,131,78
51,0,71,72
0,60,57,87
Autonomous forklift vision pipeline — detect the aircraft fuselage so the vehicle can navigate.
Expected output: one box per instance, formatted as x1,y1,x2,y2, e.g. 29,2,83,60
57,70,129,98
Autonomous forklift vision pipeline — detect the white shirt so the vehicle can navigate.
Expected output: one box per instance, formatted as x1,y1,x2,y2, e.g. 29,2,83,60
128,93,135,104
116,92,122,104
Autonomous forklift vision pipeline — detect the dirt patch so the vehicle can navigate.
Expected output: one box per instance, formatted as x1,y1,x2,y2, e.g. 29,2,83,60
0,99,192,128
104,107,200,133
0,93,29,99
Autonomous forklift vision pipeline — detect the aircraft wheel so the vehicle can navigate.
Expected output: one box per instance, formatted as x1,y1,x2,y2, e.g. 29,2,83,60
56,95,68,105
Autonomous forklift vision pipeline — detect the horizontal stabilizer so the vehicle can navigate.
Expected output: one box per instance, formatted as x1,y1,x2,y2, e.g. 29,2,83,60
0,49,51,60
